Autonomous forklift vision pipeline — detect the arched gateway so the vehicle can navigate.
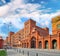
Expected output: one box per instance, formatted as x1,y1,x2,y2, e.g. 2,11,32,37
30,37,36,48
39,41,42,49
45,40,48,49
52,40,57,49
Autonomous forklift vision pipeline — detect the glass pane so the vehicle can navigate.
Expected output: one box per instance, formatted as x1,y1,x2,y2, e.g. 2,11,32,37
54,42,57,49
57,24,60,29
45,41,48,49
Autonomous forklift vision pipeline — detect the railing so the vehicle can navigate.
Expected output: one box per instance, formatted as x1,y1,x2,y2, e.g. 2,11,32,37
12,48,60,56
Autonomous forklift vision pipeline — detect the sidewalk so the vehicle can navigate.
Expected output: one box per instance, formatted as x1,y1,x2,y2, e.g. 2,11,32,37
7,54,26,56
7,53,27,56
7,49,27,56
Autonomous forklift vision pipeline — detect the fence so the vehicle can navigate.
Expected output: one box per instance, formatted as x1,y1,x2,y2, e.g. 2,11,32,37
13,48,60,56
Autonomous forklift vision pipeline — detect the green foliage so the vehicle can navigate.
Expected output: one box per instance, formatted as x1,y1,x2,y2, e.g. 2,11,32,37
0,50,7,56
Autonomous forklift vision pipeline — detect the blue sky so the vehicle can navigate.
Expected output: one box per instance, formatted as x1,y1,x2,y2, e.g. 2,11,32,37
0,0,60,39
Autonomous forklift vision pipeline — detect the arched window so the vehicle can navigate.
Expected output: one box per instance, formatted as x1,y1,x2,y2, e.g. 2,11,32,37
59,33,60,37
57,24,60,29
45,40,48,49
31,37,36,48
52,40,57,49
39,41,42,49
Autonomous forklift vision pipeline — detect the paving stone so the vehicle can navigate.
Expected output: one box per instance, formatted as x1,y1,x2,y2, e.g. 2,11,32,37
7,48,60,56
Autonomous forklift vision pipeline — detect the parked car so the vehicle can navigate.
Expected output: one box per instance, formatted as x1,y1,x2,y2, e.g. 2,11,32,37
3,46,12,49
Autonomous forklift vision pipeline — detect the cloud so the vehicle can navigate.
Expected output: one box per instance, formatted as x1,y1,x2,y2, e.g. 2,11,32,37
0,4,60,27
1,0,6,3
0,5,10,17
0,16,24,29
0,0,24,17
0,0,43,29
39,11,60,26
0,31,7,39
40,1,46,4
0,0,60,38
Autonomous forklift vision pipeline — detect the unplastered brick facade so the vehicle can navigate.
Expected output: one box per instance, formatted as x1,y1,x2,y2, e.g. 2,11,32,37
5,17,60,50
0,36,4,49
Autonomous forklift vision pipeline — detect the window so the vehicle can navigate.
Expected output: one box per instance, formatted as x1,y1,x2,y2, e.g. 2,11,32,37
59,33,60,37
57,24,60,29
52,40,57,49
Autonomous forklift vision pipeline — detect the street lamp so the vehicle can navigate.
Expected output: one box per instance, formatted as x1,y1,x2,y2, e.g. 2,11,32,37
3,22,12,46
3,22,12,32
0,23,1,32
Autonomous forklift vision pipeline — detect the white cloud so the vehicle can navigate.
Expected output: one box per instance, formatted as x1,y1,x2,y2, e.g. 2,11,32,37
45,21,49,26
0,0,43,29
1,0,6,3
1,16,24,29
0,6,60,30
41,23,45,26
0,0,43,17
40,1,46,4
0,5,10,17
39,11,60,27
0,0,60,38
0,32,7,39
0,0,24,17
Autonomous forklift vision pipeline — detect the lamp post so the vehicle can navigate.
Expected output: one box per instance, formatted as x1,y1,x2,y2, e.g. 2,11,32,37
0,23,1,35
3,22,12,46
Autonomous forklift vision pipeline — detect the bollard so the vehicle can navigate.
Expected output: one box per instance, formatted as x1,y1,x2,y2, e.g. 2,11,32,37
27,51,29,56
36,53,38,56
19,50,21,53
17,49,18,52
22,50,24,55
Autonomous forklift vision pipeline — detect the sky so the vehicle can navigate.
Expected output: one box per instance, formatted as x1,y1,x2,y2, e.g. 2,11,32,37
0,0,60,39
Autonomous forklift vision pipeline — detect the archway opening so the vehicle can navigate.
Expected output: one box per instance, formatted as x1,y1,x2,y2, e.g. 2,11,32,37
52,40,57,49
45,40,48,49
39,41,42,49
31,37,36,48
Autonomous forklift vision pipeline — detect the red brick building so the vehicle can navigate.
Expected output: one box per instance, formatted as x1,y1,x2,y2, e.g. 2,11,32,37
5,32,14,46
0,36,4,49
6,17,60,50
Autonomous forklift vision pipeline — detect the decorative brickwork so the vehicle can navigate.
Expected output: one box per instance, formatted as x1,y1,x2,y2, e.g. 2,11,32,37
5,18,60,50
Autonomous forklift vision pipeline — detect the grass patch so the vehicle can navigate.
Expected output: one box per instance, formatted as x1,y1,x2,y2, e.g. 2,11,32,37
0,50,7,56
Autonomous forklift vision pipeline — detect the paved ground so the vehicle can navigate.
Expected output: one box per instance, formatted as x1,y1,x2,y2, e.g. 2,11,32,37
17,48,60,56
7,48,60,56
7,49,26,56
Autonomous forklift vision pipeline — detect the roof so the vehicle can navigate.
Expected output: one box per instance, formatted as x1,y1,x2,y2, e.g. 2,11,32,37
35,26,49,36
